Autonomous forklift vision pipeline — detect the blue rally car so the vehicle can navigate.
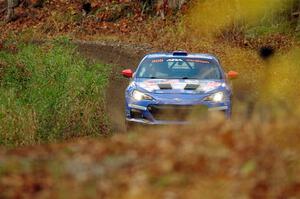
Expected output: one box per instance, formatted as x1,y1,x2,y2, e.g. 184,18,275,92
122,51,238,128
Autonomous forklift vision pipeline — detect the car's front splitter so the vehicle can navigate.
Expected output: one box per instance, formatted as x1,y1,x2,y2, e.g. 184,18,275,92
126,103,231,125
126,118,190,125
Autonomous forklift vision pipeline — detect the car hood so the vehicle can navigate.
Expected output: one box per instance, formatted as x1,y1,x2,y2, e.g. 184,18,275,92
134,79,226,94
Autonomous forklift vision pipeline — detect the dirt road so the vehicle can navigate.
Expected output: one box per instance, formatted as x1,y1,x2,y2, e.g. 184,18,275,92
76,41,153,132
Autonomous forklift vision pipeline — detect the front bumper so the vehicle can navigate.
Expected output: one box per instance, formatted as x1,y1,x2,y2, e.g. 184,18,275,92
125,101,231,125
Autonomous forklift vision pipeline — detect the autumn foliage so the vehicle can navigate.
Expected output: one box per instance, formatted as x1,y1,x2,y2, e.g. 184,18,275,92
1,118,300,198
1,0,300,198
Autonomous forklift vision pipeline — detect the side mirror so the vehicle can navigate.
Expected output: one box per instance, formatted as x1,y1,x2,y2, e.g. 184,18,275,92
122,69,133,78
227,71,238,79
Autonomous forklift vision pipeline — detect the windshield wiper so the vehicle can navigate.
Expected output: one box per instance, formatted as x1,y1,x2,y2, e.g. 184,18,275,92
182,77,200,80
182,77,199,79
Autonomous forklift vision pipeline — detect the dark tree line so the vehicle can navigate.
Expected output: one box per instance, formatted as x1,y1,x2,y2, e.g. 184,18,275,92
5,0,44,22
3,0,300,30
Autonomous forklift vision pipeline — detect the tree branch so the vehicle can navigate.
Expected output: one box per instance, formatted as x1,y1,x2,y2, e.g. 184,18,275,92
0,8,7,15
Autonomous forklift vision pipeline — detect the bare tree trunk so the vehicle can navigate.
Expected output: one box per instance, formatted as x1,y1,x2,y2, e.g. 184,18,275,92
6,0,15,21
6,0,19,22
156,0,167,19
156,0,187,19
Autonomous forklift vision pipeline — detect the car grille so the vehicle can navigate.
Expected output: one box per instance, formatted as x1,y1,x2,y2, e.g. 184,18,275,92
148,105,208,121
130,109,144,119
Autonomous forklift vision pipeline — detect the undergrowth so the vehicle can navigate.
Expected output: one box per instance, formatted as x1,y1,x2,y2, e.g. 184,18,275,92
0,40,111,147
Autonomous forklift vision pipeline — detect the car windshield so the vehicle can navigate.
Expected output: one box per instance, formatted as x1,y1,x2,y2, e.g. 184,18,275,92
136,57,222,79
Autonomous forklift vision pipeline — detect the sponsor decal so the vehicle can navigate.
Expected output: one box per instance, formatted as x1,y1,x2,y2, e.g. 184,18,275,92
167,59,183,62
186,59,210,64
151,59,164,63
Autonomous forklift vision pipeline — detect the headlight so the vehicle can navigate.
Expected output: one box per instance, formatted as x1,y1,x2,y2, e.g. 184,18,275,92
204,92,226,102
132,90,153,101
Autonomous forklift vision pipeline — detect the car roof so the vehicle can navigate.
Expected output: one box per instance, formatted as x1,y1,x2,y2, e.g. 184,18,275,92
145,52,219,63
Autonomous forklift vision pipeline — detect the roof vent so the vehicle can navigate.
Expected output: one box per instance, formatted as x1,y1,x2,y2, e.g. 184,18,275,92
173,51,188,56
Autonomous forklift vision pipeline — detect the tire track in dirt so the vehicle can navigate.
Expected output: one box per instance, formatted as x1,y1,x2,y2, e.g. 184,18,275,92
76,41,153,132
